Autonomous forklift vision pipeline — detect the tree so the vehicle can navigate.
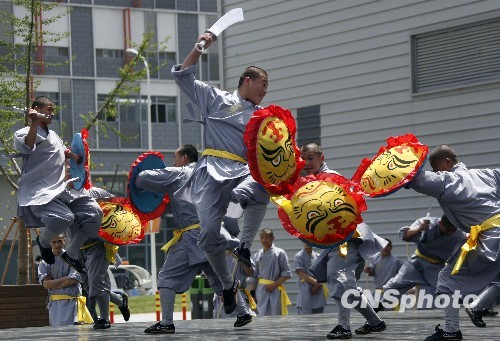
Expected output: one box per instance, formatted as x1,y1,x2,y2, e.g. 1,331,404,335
0,1,158,284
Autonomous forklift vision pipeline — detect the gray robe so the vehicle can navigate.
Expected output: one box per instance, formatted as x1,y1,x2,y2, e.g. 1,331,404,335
249,244,292,316
368,252,404,289
294,249,326,310
14,126,102,233
135,162,224,294
384,217,466,297
38,252,82,326
172,65,269,253
310,223,387,299
408,162,500,295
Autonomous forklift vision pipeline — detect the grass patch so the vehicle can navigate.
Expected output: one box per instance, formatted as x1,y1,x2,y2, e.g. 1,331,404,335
127,292,192,313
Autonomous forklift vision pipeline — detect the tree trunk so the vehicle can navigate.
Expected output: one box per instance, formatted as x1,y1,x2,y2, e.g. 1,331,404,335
16,221,30,285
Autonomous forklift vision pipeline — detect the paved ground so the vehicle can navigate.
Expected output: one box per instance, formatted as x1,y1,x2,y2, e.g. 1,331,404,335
0,309,498,340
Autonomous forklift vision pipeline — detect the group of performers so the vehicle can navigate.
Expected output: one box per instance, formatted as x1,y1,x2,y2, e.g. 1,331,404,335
12,31,499,341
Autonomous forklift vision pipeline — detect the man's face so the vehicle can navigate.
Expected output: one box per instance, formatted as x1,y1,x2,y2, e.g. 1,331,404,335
260,233,274,250
50,236,64,255
301,150,324,175
34,103,55,125
430,158,453,172
245,76,268,105
173,150,187,167
381,244,392,257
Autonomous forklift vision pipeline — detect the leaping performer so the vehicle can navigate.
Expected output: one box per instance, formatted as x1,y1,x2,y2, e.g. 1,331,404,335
14,96,102,273
172,29,271,314
132,145,253,333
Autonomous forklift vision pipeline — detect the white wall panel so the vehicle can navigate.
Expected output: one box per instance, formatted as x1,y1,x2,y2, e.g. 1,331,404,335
93,8,123,49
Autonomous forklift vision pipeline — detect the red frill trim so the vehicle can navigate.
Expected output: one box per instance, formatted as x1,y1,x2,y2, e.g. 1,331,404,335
277,172,367,246
351,133,428,197
81,128,93,190
244,104,305,195
127,151,170,222
97,197,146,245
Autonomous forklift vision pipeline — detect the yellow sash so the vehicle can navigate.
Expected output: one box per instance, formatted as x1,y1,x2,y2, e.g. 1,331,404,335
451,214,500,275
104,243,119,264
241,288,258,311
161,224,201,252
258,278,292,316
415,249,442,264
202,148,247,164
339,229,361,257
300,279,329,299
50,294,94,324
80,241,119,264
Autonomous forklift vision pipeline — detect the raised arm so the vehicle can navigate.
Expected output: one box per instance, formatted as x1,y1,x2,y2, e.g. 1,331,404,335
180,33,214,70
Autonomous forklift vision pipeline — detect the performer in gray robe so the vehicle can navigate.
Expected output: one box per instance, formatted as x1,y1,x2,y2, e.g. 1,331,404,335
381,216,465,309
75,186,130,330
294,243,326,314
406,144,500,340
300,142,340,176
172,33,270,314
38,236,83,326
14,96,102,271
310,223,388,339
248,229,292,316
364,239,403,289
136,145,243,334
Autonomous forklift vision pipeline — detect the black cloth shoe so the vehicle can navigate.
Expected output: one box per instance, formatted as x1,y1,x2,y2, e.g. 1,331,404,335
327,325,352,339
117,292,130,322
234,313,252,327
354,320,386,334
233,243,252,268
60,252,86,274
36,236,55,264
482,307,499,317
465,307,486,327
93,318,111,330
424,324,463,340
222,279,240,314
144,322,175,334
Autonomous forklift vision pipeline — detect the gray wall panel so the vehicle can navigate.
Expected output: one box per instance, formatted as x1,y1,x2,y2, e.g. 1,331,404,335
223,0,500,306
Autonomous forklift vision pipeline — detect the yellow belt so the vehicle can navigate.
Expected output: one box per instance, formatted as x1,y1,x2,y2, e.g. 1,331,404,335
50,294,94,324
161,224,200,252
80,241,119,264
258,278,291,316
300,279,329,299
241,288,257,311
452,214,500,275
415,249,442,264
339,229,361,257
202,148,247,164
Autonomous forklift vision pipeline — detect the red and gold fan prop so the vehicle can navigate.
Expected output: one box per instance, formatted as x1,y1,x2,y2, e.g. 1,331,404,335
272,172,366,248
127,151,170,222
98,197,145,245
244,105,304,195
352,133,428,197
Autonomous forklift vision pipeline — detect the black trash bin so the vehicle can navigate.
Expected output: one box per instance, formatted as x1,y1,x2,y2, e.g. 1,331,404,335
190,275,214,319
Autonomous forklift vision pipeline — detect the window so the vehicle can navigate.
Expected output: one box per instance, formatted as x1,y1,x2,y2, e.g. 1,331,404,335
411,17,500,93
96,49,124,59
44,46,69,57
296,105,321,148
150,96,176,123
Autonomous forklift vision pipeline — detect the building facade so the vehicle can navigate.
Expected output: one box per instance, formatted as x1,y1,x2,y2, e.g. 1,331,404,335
0,0,221,283
221,0,500,305
2,0,500,306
